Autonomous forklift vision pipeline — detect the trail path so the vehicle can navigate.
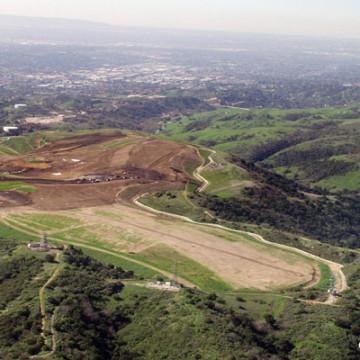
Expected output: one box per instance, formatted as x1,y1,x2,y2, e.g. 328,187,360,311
0,216,196,289
183,181,215,219
193,149,216,192
133,148,348,305
30,251,61,358
39,252,60,345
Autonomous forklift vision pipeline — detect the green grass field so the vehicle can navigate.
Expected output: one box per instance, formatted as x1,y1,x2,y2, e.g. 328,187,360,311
133,243,232,291
0,145,18,156
58,100,74,109
0,221,38,242
202,163,251,197
3,134,48,154
8,214,82,230
0,181,35,193
315,262,334,291
140,190,212,222
80,248,162,279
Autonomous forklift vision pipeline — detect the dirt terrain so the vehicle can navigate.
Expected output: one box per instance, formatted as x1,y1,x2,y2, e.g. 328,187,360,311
2,203,316,290
0,191,32,208
0,132,324,291
0,132,201,210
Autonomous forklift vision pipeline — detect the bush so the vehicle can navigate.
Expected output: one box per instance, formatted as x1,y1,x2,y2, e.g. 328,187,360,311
45,254,55,263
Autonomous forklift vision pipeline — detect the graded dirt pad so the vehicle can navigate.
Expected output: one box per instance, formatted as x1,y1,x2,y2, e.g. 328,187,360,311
0,191,32,207
0,132,202,210
126,138,200,182
0,132,318,290
4,204,316,290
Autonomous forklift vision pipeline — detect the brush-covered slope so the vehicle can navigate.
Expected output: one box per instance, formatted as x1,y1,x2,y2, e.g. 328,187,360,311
160,106,360,193
1,240,359,360
199,156,360,249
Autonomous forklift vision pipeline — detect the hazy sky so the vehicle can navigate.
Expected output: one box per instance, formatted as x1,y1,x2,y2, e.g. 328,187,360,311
1,0,359,38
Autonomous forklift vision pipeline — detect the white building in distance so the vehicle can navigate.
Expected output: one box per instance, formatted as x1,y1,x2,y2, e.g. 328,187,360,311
3,126,19,133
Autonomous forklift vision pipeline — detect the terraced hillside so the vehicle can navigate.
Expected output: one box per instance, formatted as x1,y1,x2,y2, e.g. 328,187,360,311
0,130,331,292
1,130,359,359
0,130,202,209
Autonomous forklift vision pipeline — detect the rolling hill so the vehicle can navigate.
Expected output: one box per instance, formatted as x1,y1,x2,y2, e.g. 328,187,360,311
0,129,360,359
159,106,360,193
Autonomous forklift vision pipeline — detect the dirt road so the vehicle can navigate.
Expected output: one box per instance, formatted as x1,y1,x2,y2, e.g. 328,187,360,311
134,148,347,304
193,149,216,192
29,251,61,359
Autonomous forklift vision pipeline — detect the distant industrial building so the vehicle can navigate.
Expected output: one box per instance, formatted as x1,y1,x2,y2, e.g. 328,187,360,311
14,104,27,109
3,126,19,133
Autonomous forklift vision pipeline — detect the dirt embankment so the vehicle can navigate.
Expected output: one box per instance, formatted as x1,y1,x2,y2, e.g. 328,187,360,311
0,133,202,210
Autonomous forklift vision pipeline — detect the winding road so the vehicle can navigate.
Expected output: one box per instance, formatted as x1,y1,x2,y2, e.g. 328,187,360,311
30,250,61,358
133,148,348,305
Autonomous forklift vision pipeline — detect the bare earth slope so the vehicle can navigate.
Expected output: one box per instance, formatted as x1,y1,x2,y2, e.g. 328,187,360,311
0,132,201,209
0,132,323,290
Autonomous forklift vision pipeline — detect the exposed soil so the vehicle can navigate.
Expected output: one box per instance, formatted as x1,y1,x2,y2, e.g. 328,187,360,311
0,133,202,210
0,191,32,207
0,132,336,292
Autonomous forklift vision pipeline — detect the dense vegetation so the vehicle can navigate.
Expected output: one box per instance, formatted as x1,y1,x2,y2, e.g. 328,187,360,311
48,246,134,359
0,95,213,134
196,159,360,249
217,80,360,109
0,240,44,359
0,241,359,359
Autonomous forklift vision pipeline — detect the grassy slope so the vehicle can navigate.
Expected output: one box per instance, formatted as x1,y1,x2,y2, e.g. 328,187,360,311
1,128,128,154
2,212,228,290
0,224,358,359
133,243,231,291
140,190,212,222
0,181,35,192
159,107,360,193
202,157,251,197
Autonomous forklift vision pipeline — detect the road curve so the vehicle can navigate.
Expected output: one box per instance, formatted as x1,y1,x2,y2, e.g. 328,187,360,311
193,149,216,192
133,148,348,304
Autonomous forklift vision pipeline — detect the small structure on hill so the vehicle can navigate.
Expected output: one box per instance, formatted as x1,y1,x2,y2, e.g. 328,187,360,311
3,126,19,134
145,260,181,292
14,104,27,109
27,233,53,251
145,281,180,292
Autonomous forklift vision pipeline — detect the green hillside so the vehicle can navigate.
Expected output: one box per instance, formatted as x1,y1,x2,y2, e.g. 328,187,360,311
1,239,359,360
159,106,360,193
